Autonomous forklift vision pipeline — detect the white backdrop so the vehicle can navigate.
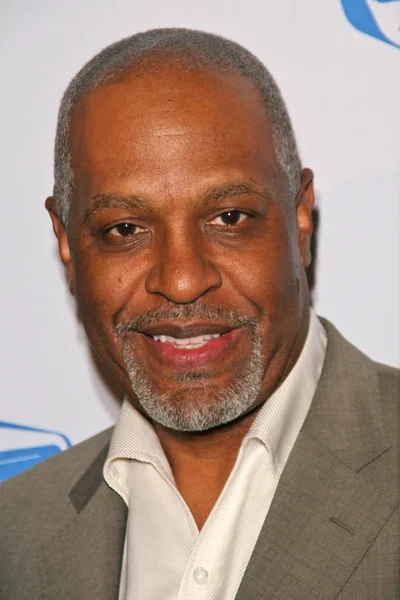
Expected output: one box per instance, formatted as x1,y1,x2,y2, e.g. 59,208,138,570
1,0,399,478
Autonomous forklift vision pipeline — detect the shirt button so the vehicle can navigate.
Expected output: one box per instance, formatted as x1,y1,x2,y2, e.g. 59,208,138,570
193,566,209,585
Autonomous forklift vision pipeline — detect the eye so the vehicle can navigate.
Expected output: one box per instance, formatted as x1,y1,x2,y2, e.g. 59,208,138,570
111,223,140,237
102,222,147,244
211,211,248,226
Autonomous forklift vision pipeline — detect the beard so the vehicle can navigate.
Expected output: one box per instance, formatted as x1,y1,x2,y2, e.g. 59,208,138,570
116,303,265,432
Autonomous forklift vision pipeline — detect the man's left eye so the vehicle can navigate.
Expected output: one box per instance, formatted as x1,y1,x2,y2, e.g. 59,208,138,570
211,211,248,226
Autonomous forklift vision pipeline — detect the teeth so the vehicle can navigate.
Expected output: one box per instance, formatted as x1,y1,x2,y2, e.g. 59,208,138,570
153,333,220,348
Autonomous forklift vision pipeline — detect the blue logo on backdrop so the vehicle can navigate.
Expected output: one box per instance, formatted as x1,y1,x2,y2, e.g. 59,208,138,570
0,421,71,483
341,0,400,48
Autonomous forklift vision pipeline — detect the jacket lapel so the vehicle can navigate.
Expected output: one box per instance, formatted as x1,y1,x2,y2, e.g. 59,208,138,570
38,443,127,600
236,320,399,600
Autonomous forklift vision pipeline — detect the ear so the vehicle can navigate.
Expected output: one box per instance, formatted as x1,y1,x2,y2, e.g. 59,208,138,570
45,197,75,295
296,168,315,268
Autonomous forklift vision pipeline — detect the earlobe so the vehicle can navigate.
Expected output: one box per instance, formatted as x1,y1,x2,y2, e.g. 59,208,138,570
296,169,315,268
45,197,76,295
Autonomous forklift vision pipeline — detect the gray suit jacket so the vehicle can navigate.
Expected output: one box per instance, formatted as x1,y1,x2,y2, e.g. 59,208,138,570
1,320,399,599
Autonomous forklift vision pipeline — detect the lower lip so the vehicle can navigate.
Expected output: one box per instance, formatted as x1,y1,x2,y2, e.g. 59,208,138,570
140,329,242,370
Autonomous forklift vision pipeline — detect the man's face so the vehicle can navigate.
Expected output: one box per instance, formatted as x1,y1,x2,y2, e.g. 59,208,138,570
50,66,314,431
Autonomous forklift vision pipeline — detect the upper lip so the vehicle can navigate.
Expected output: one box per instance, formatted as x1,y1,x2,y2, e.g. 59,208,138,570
136,321,238,339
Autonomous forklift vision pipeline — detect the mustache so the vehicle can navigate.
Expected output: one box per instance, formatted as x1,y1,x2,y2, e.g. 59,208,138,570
115,303,258,336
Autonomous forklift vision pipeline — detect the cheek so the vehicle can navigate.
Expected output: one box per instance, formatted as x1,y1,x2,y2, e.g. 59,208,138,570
72,250,145,337
221,232,300,318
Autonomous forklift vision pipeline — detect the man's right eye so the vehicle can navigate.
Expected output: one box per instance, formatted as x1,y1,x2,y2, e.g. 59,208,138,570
102,222,148,244
110,223,139,236
104,222,145,237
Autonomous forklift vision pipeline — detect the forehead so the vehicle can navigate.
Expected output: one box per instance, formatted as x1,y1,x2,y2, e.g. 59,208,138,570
69,66,279,204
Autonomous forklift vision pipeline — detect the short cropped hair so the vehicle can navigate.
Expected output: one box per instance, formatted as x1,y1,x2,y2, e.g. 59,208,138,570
53,28,302,225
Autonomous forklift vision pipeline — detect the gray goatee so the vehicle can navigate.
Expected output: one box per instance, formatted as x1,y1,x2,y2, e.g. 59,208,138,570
116,304,265,432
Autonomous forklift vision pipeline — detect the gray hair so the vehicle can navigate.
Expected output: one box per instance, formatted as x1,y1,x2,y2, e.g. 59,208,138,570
53,28,302,226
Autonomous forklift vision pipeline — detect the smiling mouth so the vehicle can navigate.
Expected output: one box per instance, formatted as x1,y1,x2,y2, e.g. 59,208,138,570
152,333,221,349
131,324,242,370
118,317,248,369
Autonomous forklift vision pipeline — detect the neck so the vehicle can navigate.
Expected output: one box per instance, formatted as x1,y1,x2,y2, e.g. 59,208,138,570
153,408,260,529
154,406,260,468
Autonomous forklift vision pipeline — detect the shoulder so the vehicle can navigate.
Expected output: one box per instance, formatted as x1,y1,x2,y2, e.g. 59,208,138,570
319,315,399,434
320,316,399,382
0,427,113,530
375,362,400,443
376,361,400,392
0,428,114,595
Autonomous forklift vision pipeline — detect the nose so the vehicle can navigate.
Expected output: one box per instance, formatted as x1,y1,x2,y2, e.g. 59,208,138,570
145,228,222,303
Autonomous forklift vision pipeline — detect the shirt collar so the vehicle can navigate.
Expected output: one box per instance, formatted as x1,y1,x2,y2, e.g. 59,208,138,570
104,399,174,503
106,397,172,464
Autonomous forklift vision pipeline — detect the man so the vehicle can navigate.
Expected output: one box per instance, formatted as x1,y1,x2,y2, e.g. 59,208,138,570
0,28,398,600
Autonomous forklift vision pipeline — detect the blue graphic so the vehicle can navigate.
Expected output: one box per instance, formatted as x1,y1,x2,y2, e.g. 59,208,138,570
340,0,400,49
0,421,71,482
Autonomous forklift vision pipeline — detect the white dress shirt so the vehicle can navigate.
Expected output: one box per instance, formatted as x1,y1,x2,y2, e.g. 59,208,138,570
104,311,327,600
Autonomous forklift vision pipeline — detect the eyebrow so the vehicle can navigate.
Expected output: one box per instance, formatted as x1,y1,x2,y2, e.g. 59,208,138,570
201,182,272,206
84,193,151,223
83,182,271,222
